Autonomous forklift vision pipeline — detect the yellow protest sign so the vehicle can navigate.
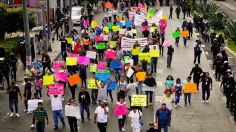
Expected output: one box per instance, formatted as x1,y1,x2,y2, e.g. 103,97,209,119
131,95,147,106
112,26,120,32
43,75,54,85
65,37,73,45
109,41,117,48
90,64,97,72
162,16,168,19
184,83,197,94
66,57,77,66
131,29,137,34
131,47,141,55
103,27,109,33
150,26,157,32
138,53,150,62
87,79,98,89
91,20,98,28
135,72,147,82
149,49,160,57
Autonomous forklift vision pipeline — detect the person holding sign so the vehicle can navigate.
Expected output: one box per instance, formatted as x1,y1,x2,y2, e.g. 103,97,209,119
66,99,79,132
50,95,65,129
183,76,193,106
34,75,43,98
182,27,189,47
116,76,128,101
126,79,138,106
78,87,91,123
131,42,141,66
143,73,157,106
114,97,128,132
174,27,180,46
150,46,159,73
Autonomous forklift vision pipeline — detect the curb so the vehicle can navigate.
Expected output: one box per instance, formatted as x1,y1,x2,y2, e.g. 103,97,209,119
224,47,236,58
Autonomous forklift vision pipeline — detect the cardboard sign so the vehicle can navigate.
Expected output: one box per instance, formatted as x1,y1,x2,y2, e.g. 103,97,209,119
97,62,106,70
96,70,110,84
131,95,147,106
103,26,109,33
65,37,73,44
112,25,120,32
142,84,155,91
184,83,197,93
89,64,97,72
96,42,106,49
65,105,81,119
172,32,180,38
127,68,134,78
86,51,97,59
66,57,77,66
182,30,189,38
68,74,81,86
43,75,54,85
91,20,98,28
149,49,160,57
108,81,116,90
135,72,146,81
138,53,151,62
110,60,122,69
78,56,90,65
109,41,117,48
67,53,79,58
52,61,64,70
54,72,67,82
105,50,116,59
87,79,98,89
131,47,141,55
48,84,64,95
122,37,148,51
95,36,104,42
114,103,128,115
100,35,109,41
28,99,43,112
163,40,171,47
124,56,129,64
150,26,157,32
125,21,133,28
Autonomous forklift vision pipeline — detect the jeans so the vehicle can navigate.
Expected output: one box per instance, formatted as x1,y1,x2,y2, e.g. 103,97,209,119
202,87,210,100
118,115,126,131
107,90,113,101
183,38,187,46
36,122,45,132
91,89,98,103
69,86,76,99
194,53,201,64
68,116,78,132
184,93,191,105
81,78,87,88
80,104,90,120
97,122,107,132
36,90,42,98
114,70,121,83
52,110,65,127
167,55,173,67
151,58,158,73
132,55,138,66
9,99,18,113
158,124,168,132
145,91,153,104
175,94,180,105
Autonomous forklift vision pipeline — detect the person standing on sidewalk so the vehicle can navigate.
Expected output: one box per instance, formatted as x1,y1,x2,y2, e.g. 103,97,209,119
33,102,49,132
190,64,203,90
23,78,32,113
167,45,174,68
7,82,22,117
78,87,91,123
155,103,171,132
200,72,213,103
94,101,109,132
175,6,181,19
50,95,65,129
193,41,202,64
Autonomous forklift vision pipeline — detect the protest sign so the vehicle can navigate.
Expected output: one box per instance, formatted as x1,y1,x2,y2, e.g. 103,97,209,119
103,27,109,33
96,42,106,49
127,68,134,78
125,21,133,28
149,49,160,57
100,35,109,41
131,47,141,55
86,51,97,59
112,25,120,32
48,84,64,95
114,103,128,115
67,53,79,58
96,70,110,84
54,72,67,82
116,22,123,28
182,30,189,38
87,79,98,89
128,11,136,20
124,56,129,64
89,64,97,72
105,50,116,59
68,74,81,86
65,37,73,44
110,60,122,69
28,99,43,112
131,95,147,106
150,26,157,32
135,72,146,81
91,20,98,28
184,83,197,93
78,56,90,65
108,81,116,90
95,36,104,42
43,75,54,85
142,84,155,91
172,32,180,38
52,61,64,70
109,41,117,48
66,57,77,66
121,37,148,51
97,61,106,70
65,105,81,119
163,40,171,47
138,53,151,62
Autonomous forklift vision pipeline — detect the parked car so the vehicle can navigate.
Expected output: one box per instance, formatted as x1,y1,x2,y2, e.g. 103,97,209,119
71,6,84,26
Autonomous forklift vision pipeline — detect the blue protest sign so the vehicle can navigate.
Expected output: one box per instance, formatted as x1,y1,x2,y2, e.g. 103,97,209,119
110,60,122,69
125,21,133,28
96,71,110,84
108,81,117,90
116,22,123,28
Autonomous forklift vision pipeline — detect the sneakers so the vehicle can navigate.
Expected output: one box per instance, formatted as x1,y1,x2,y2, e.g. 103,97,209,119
10,113,14,117
24,109,28,113
205,100,209,103
121,127,125,132
30,124,35,129
202,100,205,103
174,105,177,108
15,113,20,117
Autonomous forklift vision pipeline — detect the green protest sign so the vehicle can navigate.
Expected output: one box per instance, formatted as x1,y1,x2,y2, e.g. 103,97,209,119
96,42,106,49
172,32,180,38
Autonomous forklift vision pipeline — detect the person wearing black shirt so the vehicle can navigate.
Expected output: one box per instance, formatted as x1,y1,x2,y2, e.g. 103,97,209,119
200,72,212,102
169,6,173,19
9,53,17,81
79,65,87,88
7,82,22,117
142,29,150,38
78,87,91,122
24,78,32,112
193,43,202,64
175,6,181,19
59,37,68,61
42,52,53,75
190,64,203,90
144,73,157,106
167,45,174,68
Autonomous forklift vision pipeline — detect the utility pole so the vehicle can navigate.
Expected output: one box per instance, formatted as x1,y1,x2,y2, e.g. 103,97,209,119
69,0,72,32
47,0,52,51
41,4,47,53
23,0,31,67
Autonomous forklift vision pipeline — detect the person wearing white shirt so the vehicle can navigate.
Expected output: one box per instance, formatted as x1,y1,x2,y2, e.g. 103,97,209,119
128,107,143,132
94,101,109,132
50,95,65,129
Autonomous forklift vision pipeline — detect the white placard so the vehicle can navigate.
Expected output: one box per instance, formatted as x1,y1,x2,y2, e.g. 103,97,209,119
100,35,109,41
142,84,156,91
127,68,134,78
28,99,43,112
86,51,97,59
121,37,148,51
65,105,81,119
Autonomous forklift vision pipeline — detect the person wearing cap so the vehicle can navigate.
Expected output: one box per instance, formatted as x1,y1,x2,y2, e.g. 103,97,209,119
94,101,109,132
146,122,159,132
128,106,143,132
200,72,212,103
155,103,171,132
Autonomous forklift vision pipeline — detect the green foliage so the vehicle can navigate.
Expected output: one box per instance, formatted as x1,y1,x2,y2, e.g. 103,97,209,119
209,13,228,30
0,37,20,58
227,40,236,53
195,2,219,19
224,20,236,43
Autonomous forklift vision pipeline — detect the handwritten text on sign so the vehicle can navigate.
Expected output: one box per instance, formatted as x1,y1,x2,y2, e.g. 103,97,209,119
131,95,147,106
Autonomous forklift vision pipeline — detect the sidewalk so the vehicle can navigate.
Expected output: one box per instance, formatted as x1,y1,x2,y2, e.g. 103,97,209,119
214,0,236,20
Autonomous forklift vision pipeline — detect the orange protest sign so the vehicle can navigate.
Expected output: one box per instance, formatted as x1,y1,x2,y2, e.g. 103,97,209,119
184,83,197,93
105,2,113,9
68,74,81,86
135,72,147,81
181,30,189,38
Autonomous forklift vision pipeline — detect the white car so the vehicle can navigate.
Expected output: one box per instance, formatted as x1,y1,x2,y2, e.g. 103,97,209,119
71,6,84,26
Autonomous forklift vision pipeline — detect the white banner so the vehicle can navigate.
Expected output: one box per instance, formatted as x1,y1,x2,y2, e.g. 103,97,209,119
142,84,156,91
134,9,163,26
127,68,134,78
65,105,81,119
28,99,43,112
86,51,97,59
121,37,148,51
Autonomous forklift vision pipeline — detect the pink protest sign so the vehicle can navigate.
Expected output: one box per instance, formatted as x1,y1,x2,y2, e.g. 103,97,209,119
141,25,149,30
95,36,104,42
67,53,79,58
105,50,116,59
163,40,171,47
54,72,67,82
159,19,167,34
78,56,90,65
97,62,106,70
52,61,65,70
84,19,89,26
48,84,64,95
114,103,128,115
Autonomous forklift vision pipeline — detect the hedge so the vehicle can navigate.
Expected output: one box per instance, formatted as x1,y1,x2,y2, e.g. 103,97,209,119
0,37,20,59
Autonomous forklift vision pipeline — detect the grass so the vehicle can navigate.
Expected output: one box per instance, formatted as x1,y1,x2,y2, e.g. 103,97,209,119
0,37,20,58
227,39,236,53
